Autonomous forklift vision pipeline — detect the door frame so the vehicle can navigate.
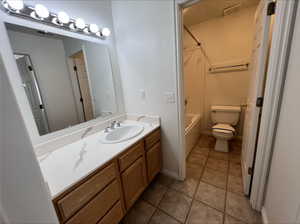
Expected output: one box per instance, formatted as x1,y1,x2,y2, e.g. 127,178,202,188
174,0,297,209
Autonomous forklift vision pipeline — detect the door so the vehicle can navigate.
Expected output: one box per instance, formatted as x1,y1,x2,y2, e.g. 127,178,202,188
15,54,50,135
70,51,94,122
121,157,147,210
241,0,274,195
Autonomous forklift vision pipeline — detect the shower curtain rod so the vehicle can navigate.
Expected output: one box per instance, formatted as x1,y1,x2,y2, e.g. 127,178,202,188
183,25,212,66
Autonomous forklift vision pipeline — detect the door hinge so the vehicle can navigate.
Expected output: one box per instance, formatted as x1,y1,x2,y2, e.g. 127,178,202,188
80,97,83,102
267,2,276,16
28,65,33,71
248,167,253,175
73,66,77,71
256,97,264,107
39,104,44,109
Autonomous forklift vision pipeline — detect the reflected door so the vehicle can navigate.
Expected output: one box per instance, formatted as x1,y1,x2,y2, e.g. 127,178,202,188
15,54,50,135
71,51,94,122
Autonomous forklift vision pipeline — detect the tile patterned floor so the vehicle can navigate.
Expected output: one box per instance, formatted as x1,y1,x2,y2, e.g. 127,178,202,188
122,135,261,224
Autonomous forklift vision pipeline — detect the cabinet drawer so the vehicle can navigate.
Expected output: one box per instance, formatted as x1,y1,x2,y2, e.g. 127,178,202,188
145,129,160,150
66,180,120,224
57,162,117,220
146,142,162,182
97,201,123,224
119,141,144,172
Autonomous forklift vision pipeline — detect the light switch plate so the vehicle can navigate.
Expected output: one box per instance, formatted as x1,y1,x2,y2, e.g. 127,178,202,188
164,92,175,104
139,89,146,100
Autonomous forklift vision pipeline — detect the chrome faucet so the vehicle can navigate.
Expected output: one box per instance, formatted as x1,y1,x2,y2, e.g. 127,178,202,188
111,120,121,128
110,121,117,129
104,121,121,133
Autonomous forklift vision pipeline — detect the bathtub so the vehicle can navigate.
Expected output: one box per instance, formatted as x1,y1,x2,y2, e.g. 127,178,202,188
185,113,202,157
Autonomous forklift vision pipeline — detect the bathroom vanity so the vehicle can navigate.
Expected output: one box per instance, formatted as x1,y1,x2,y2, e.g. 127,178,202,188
1,11,164,224
38,120,161,224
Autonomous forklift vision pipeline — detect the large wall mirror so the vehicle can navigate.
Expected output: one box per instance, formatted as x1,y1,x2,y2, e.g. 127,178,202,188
6,23,118,136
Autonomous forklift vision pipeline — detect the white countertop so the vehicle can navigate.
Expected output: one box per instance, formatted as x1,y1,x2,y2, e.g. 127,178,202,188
38,119,160,198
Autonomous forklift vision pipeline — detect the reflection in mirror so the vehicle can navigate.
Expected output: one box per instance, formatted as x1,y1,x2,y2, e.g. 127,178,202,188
6,23,117,136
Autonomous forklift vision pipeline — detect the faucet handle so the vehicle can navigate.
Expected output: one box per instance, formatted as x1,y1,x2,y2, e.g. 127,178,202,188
116,121,121,127
104,127,110,133
110,120,116,129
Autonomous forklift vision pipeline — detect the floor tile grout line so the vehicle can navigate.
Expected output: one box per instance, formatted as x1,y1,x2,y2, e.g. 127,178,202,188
200,179,226,191
142,187,167,209
193,197,226,214
145,177,173,224
152,179,188,223
145,206,157,224
154,176,191,224
183,145,210,224
223,151,231,224
167,184,195,199
208,145,227,224
155,207,186,224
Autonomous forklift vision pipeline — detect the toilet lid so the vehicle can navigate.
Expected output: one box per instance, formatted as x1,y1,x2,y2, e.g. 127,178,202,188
213,124,235,134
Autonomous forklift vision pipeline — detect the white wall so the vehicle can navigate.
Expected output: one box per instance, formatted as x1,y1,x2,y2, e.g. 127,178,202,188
263,5,300,223
112,0,182,177
63,38,117,116
183,6,256,136
7,30,79,132
0,59,58,223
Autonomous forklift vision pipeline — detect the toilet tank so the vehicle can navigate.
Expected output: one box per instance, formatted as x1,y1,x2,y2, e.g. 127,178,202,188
211,105,241,125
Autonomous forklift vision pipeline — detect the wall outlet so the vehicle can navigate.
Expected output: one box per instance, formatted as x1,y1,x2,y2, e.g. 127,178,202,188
164,92,175,104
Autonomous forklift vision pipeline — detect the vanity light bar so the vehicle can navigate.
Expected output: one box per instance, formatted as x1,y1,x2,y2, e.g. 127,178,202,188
1,0,111,39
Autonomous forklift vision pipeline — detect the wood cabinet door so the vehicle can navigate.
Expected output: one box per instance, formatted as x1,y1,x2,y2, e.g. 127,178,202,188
66,180,120,224
146,142,162,182
121,157,147,209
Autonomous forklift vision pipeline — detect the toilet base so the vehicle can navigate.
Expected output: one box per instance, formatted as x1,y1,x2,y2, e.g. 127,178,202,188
214,139,229,152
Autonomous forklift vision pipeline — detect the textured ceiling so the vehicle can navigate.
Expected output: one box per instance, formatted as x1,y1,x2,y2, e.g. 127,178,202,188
183,0,260,27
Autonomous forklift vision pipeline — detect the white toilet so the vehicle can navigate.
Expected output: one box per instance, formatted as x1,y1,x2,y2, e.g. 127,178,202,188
211,105,241,152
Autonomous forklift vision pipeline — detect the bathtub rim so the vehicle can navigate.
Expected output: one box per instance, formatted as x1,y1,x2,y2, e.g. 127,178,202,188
185,113,201,135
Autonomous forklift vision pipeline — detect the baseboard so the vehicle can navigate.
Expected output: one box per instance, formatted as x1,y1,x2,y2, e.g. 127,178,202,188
161,169,181,180
261,206,269,224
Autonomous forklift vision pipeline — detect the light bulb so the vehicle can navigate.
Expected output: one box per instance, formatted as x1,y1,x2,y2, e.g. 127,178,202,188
35,4,49,19
101,27,111,37
89,24,99,33
75,18,85,29
6,0,24,11
57,11,70,24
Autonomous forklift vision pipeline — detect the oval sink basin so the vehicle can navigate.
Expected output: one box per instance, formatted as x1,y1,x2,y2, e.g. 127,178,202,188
100,124,144,144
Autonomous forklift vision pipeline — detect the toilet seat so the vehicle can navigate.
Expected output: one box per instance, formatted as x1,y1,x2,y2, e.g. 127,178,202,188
212,123,235,134
212,124,235,152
